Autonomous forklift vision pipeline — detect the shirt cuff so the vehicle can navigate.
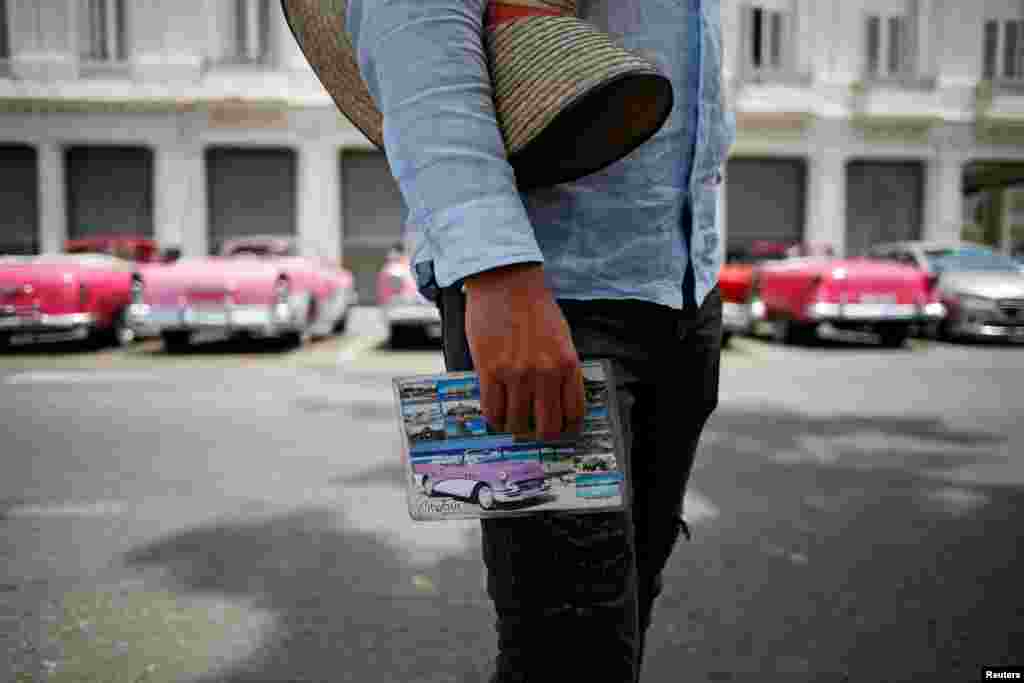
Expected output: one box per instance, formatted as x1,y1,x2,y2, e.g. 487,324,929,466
418,194,544,288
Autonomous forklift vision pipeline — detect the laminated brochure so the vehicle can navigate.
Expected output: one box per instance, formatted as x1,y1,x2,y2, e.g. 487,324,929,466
394,359,630,521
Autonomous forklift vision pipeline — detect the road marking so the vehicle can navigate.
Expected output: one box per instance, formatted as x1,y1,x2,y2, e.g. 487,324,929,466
3,370,159,385
335,333,387,363
4,499,125,518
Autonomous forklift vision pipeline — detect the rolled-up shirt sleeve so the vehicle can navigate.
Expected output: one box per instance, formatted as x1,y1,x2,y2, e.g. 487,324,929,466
346,0,543,288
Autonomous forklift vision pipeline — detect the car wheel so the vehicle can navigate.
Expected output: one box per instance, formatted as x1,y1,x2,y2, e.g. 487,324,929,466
772,318,814,346
332,310,349,335
389,325,419,348
475,484,495,510
161,330,192,353
276,331,300,349
878,325,909,348
108,308,136,348
0,333,9,351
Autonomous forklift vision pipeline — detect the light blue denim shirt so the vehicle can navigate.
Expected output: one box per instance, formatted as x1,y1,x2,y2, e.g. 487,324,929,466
347,0,735,308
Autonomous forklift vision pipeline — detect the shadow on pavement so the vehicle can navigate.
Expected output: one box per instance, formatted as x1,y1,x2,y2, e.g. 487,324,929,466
125,507,493,683
124,406,1022,682
644,407,1022,681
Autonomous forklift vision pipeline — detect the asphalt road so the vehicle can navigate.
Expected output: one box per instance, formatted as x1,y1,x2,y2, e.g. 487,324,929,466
1,309,1021,683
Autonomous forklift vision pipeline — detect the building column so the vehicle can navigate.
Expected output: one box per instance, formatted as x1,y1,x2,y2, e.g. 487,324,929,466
297,145,341,262
1000,187,1017,254
923,155,964,243
155,145,208,257
804,148,846,256
37,143,66,254
916,0,933,78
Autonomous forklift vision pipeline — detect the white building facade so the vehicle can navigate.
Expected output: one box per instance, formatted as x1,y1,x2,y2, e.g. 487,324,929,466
1,1,1024,299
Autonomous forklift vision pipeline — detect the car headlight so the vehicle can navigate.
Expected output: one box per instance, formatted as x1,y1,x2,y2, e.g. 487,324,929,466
956,294,997,312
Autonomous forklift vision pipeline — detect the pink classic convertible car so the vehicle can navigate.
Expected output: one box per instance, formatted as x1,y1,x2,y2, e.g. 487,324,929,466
129,236,356,351
0,254,141,348
376,244,441,346
410,446,551,511
749,253,945,347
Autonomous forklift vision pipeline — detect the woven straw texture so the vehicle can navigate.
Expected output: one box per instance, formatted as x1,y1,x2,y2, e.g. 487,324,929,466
281,0,670,186
283,0,384,146
487,16,661,154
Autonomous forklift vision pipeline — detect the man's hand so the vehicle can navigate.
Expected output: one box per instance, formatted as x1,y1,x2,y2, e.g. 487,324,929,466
463,263,585,442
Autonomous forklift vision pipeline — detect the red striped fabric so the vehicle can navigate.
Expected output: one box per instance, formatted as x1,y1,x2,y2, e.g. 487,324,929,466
485,3,565,29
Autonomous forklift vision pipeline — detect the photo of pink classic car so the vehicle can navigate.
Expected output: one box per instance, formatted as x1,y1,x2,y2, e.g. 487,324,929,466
376,244,441,346
410,447,551,511
129,235,356,351
750,253,946,347
0,254,142,349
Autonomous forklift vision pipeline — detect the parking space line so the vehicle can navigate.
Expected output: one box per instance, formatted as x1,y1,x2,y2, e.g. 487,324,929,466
3,370,160,385
335,333,388,363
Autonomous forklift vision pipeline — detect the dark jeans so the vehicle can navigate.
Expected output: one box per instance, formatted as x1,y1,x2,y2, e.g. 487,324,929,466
437,285,722,682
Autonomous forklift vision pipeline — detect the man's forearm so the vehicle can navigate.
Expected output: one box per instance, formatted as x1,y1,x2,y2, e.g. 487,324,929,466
346,0,543,286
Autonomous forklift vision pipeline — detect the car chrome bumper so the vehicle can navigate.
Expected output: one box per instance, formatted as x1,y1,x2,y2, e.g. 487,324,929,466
807,302,944,322
493,481,551,503
128,303,300,337
722,301,753,333
0,312,95,331
951,320,1024,341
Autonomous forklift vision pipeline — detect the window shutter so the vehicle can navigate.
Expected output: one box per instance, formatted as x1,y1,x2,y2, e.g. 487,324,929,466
866,15,880,77
1005,19,1019,79
114,0,126,61
751,6,764,70
887,15,902,75
769,10,784,70
983,20,998,79
0,0,9,60
740,4,753,74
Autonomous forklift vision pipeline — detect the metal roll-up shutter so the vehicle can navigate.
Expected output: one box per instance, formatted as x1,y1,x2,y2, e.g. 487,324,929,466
341,150,406,303
66,146,154,240
0,145,39,254
206,147,297,255
725,158,806,259
846,161,924,256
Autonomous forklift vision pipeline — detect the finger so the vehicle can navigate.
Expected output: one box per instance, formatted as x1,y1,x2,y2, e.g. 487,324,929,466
478,372,507,433
533,366,564,442
504,370,535,437
562,365,586,436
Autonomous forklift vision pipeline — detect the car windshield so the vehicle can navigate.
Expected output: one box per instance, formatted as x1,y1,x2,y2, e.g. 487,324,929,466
924,246,1022,273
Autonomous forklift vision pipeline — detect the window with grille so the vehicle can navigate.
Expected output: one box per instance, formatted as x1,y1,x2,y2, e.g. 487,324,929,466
78,0,126,62
0,0,10,62
745,4,790,78
984,19,1024,81
230,0,270,63
865,13,914,79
